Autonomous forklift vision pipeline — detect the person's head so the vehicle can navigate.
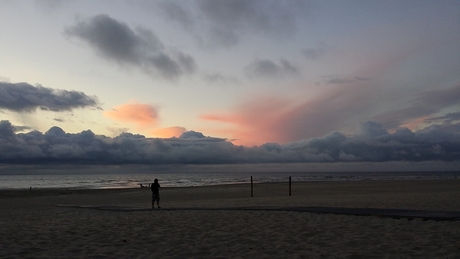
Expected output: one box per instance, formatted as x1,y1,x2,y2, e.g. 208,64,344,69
154,178,158,184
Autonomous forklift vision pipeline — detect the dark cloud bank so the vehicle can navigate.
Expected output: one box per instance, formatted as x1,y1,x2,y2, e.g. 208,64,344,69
0,82,99,112
158,0,311,48
1,120,459,165
245,58,300,79
65,14,196,80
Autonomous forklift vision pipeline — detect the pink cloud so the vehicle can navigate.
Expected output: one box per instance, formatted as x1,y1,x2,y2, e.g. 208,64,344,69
204,81,460,146
200,45,431,146
201,79,380,146
104,101,190,138
103,101,159,128
399,116,432,132
200,96,293,146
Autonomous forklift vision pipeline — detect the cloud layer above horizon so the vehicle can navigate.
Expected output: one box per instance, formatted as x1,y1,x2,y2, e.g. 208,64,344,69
1,120,459,165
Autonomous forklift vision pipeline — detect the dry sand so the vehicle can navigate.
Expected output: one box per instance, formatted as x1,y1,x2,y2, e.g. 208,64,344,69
1,179,460,258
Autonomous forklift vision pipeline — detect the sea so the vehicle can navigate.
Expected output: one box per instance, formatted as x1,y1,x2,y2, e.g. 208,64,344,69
1,170,459,190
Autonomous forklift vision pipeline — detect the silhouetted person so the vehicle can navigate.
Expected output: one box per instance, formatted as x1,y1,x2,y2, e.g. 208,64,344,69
151,178,161,209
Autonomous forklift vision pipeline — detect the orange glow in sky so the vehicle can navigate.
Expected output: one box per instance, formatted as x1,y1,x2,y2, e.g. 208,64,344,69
400,116,431,132
103,101,159,128
200,95,293,146
149,126,186,138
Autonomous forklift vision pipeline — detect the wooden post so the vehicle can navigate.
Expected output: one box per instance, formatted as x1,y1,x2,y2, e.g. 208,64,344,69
251,176,253,197
289,176,291,196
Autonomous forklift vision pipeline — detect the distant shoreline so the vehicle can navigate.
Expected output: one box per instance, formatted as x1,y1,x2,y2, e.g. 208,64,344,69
2,178,460,199
2,170,460,190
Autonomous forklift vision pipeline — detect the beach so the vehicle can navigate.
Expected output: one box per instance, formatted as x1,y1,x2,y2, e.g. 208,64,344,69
1,179,460,258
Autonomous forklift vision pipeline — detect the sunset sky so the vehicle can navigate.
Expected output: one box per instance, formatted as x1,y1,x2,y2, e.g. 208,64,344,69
1,1,460,167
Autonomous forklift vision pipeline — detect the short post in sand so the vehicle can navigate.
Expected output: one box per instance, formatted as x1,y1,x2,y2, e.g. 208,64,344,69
289,176,292,196
251,176,253,197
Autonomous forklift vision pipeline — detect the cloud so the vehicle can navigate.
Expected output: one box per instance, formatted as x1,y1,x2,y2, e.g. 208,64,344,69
103,101,159,128
427,111,460,124
65,14,197,80
200,95,294,146
13,125,35,133
1,120,460,165
374,83,460,130
302,42,330,60
0,81,99,112
322,76,372,85
202,72,241,86
201,76,379,145
203,81,460,146
284,121,460,162
104,101,194,139
107,126,130,137
0,120,16,141
164,130,229,147
180,130,205,139
417,83,460,109
358,121,390,138
157,1,195,30
206,35,460,146
245,58,300,79
157,0,312,48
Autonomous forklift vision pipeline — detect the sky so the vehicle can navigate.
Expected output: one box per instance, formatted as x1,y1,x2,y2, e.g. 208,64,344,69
1,0,460,169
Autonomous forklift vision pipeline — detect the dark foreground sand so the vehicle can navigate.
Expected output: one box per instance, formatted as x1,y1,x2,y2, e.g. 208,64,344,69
1,180,460,258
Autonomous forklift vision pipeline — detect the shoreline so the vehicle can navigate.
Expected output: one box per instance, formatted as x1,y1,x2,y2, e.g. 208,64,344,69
2,170,459,190
2,179,460,211
1,176,459,190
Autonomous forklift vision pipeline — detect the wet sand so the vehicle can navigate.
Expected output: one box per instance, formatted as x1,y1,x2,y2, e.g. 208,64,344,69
1,180,460,258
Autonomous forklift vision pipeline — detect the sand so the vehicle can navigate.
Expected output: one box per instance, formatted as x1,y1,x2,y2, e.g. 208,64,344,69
1,179,460,258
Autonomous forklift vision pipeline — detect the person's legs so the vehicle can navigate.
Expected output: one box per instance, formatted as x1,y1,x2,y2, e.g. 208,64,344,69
152,194,160,208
